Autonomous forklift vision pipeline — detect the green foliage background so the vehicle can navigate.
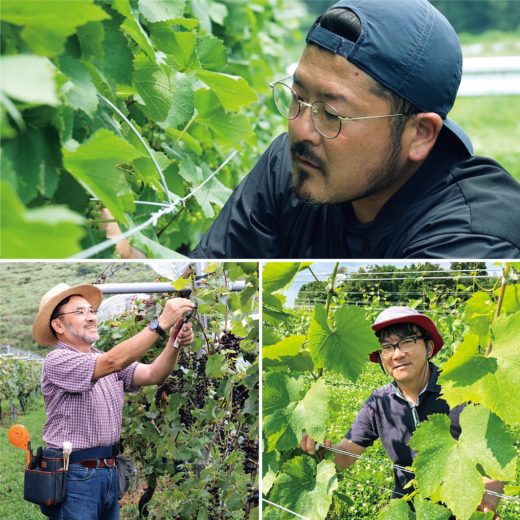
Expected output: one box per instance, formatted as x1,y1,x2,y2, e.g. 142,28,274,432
0,0,301,258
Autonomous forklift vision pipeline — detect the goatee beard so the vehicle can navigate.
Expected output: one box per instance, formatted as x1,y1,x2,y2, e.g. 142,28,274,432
290,141,327,202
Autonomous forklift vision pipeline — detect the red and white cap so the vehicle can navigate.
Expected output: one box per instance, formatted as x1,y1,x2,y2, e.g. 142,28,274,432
369,306,444,363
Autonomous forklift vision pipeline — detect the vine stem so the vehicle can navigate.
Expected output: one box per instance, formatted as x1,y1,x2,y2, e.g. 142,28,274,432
485,263,511,355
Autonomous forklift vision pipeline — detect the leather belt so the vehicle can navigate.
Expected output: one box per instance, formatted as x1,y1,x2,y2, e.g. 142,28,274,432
78,458,116,468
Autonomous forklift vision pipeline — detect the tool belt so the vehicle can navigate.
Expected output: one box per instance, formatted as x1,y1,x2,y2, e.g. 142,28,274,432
23,444,119,507
24,449,67,507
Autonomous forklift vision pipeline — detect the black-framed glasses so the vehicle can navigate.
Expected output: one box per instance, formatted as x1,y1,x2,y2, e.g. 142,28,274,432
379,335,424,358
55,308,98,319
269,77,410,139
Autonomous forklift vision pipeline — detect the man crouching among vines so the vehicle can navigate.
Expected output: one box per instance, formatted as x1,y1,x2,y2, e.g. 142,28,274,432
32,282,194,519
300,307,504,518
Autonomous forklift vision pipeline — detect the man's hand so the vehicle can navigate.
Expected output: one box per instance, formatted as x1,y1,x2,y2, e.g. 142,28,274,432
300,432,332,456
159,298,194,330
173,322,194,347
478,479,504,519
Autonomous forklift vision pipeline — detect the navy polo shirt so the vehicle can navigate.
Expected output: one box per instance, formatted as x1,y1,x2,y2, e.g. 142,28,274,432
345,363,463,497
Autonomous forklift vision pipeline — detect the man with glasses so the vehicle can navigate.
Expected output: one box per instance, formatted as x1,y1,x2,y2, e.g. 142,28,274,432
32,283,194,519
191,0,520,258
300,306,503,518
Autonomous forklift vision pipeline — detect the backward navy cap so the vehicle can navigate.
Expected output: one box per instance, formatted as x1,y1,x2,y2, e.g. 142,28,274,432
306,0,473,154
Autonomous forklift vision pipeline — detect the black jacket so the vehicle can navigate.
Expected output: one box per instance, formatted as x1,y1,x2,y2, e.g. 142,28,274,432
192,130,520,258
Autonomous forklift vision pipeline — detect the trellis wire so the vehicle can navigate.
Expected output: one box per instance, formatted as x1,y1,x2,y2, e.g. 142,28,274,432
71,150,237,259
262,498,310,519
317,444,520,502
98,93,174,206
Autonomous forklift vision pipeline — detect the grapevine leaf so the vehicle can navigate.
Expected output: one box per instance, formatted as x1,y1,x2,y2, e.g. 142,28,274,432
169,31,199,70
190,0,211,32
197,35,227,71
438,312,520,426
0,180,84,258
308,305,378,381
178,160,232,219
464,292,494,337
410,406,516,520
138,0,186,22
263,262,305,294
196,70,257,111
495,283,520,315
206,354,227,378
378,499,414,520
262,335,306,360
0,0,109,57
263,373,329,452
129,231,186,260
59,54,98,117
62,129,141,223
263,328,282,347
162,73,195,129
113,0,156,61
262,448,279,495
0,55,58,106
262,335,314,373
2,126,61,203
263,293,292,325
133,54,176,123
266,456,338,520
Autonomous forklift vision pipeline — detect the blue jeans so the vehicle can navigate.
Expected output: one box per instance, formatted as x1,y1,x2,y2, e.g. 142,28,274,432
41,464,119,520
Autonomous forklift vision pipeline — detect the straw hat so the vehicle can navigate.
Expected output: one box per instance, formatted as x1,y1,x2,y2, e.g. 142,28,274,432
33,283,103,346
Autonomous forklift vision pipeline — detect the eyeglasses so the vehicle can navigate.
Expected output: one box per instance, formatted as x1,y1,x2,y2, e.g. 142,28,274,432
379,335,424,358
55,308,98,319
269,77,410,139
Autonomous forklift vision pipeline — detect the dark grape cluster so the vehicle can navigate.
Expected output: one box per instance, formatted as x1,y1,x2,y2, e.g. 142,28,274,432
242,438,258,476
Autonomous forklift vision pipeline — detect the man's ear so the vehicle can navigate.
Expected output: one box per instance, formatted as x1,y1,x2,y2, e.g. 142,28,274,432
427,339,434,359
406,113,443,162
50,318,64,336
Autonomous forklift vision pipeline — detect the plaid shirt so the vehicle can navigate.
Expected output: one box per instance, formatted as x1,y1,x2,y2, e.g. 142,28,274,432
41,341,139,449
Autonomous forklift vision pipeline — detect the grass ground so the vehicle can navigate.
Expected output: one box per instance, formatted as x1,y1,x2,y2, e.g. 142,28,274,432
449,95,520,181
0,397,45,520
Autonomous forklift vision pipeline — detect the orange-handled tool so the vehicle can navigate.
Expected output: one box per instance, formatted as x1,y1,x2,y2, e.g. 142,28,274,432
8,424,32,467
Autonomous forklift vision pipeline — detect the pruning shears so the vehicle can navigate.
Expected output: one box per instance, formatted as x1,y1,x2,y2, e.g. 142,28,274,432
171,307,196,349
8,424,33,468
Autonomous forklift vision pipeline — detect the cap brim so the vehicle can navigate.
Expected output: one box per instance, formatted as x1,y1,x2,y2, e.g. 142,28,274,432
442,118,473,156
369,314,444,363
33,285,103,347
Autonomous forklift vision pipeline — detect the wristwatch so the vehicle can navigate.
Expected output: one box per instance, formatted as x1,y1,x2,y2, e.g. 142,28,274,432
148,319,167,339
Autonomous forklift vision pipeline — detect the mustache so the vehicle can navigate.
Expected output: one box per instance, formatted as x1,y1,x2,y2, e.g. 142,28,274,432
290,141,326,172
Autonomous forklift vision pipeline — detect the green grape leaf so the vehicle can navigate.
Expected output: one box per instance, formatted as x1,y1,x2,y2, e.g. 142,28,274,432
410,405,517,520
133,54,176,122
206,353,227,378
197,35,227,71
138,0,186,22
265,456,338,520
262,335,314,373
178,160,232,219
464,292,494,337
378,499,414,520
0,55,58,106
162,72,195,129
0,180,84,258
263,373,329,452
262,327,282,347
495,283,520,315
438,312,520,426
263,293,292,325
113,0,156,61
308,305,377,381
196,70,257,111
62,129,141,223
263,262,305,294
130,231,186,259
0,0,109,57
59,54,98,117
263,335,306,360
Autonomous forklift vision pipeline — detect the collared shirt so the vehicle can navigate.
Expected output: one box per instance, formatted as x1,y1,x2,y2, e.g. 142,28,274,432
191,129,520,259
41,341,139,449
345,363,463,497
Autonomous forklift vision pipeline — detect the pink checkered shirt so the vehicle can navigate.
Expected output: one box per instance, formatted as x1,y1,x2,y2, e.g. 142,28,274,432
41,341,139,449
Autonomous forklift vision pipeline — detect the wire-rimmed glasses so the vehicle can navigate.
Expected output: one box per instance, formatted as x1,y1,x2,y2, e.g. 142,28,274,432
55,308,98,319
269,77,410,139
379,335,424,358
